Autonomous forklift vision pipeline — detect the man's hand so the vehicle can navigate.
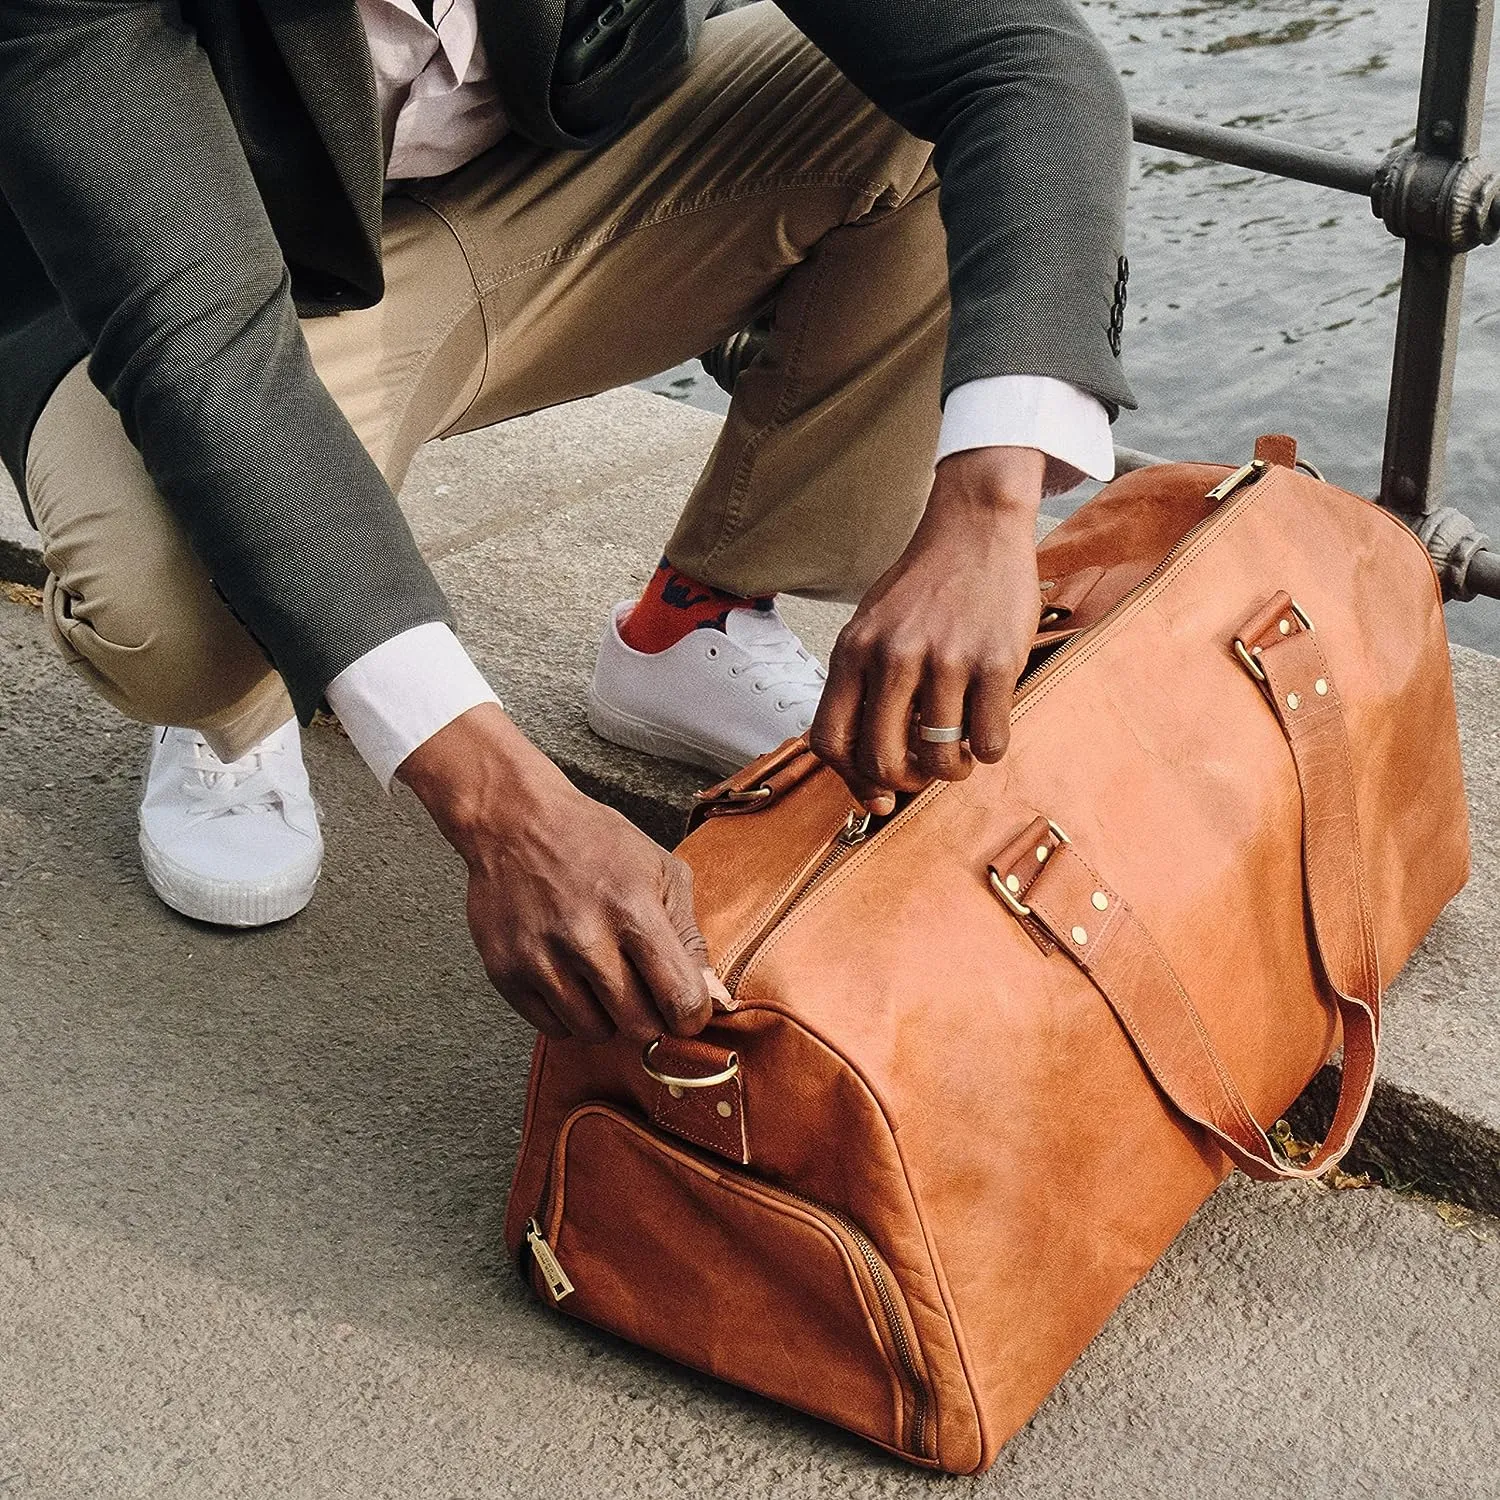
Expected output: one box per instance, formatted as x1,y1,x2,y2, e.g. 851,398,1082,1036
810,446,1046,813
398,704,722,1042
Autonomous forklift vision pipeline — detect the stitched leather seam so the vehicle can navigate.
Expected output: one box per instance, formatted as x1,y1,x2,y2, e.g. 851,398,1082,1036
654,1111,742,1158
704,1008,979,1462
721,825,853,980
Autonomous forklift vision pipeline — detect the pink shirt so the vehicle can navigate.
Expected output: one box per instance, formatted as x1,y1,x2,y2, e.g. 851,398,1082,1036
357,0,510,179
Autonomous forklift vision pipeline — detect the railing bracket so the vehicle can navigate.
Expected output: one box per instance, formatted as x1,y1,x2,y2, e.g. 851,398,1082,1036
1371,146,1500,252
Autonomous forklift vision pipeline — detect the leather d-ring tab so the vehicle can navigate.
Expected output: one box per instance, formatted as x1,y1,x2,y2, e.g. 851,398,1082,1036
1233,591,1315,685
1253,433,1298,469
1037,565,1107,629
644,1035,749,1164
987,815,1068,954
686,737,820,835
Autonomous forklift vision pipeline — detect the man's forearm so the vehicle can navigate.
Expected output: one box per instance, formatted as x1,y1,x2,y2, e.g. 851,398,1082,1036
0,1,449,722
774,0,1136,415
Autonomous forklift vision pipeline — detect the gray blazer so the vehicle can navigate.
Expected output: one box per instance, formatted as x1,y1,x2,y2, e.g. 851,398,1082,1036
0,0,1134,720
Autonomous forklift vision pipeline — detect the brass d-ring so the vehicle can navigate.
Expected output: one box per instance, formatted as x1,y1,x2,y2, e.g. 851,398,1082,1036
641,1039,740,1090
1235,600,1315,682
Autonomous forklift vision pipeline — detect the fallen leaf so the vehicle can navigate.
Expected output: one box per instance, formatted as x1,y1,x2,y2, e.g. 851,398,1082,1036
1323,1167,1376,1191
1271,1119,1318,1166
1435,1201,1474,1229
1,581,42,609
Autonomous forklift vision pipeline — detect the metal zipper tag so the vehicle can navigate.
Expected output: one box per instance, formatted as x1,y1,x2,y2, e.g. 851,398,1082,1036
525,1218,574,1302
1206,457,1268,504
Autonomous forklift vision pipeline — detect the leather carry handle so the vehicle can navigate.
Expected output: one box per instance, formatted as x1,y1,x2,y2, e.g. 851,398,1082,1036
991,596,1380,1181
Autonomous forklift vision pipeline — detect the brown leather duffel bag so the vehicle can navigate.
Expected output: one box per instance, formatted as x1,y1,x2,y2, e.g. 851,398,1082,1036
504,438,1469,1473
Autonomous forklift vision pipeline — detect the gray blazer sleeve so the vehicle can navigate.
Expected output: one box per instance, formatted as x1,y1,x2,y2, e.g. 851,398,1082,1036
0,0,453,723
772,0,1136,417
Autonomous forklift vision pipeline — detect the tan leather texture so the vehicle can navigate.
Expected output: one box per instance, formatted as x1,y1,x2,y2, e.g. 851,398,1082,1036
505,452,1470,1473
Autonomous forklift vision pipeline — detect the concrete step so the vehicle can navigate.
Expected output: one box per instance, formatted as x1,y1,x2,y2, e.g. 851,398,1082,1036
2,388,1499,1494
5,387,1500,1206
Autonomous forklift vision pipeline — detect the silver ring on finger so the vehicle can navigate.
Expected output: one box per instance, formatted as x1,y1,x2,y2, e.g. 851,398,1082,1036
917,723,966,744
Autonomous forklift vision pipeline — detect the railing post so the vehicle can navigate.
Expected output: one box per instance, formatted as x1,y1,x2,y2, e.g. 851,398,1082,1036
1380,0,1495,516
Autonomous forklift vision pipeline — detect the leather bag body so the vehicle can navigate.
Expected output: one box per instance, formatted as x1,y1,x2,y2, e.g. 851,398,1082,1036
504,444,1469,1473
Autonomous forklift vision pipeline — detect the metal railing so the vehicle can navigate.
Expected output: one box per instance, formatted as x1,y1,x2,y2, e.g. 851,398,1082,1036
1132,0,1500,601
702,0,1500,601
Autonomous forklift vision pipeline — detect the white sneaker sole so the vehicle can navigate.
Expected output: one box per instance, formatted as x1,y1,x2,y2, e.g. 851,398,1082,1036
587,689,747,778
138,828,322,928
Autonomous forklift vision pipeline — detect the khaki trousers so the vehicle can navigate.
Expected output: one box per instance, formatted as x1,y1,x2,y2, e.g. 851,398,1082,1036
25,3,948,762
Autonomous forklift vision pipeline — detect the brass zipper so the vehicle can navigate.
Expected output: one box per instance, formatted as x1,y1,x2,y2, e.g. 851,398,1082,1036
722,808,874,992
782,1187,930,1458
1012,458,1269,702
723,459,1274,1001
525,1217,574,1301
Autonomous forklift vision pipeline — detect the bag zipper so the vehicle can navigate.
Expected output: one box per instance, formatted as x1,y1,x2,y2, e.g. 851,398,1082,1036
722,807,875,991
531,1108,931,1458
1012,457,1269,701
779,1184,931,1458
722,459,1273,999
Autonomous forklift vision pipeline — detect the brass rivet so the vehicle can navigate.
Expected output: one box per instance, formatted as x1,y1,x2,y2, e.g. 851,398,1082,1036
1036,845,1050,863
1315,678,1329,695
716,1100,733,1118
668,1085,684,1100
1071,925,1089,945
1278,618,1292,635
1092,891,1109,911
1286,692,1301,710
1005,873,1022,894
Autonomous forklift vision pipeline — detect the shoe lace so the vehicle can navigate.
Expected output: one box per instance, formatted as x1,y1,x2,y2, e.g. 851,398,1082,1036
177,733,286,819
734,631,826,711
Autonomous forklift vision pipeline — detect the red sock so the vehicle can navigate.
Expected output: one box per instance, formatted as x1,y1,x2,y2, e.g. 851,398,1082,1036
618,558,773,654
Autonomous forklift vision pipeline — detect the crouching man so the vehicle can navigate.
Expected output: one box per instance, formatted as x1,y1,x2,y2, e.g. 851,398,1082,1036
0,0,1133,1039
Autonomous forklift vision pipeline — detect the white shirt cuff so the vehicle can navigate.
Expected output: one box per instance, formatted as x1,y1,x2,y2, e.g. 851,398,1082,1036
937,375,1115,497
325,622,501,790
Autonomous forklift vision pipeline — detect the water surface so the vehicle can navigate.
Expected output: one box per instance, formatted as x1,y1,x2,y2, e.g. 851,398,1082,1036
641,0,1500,649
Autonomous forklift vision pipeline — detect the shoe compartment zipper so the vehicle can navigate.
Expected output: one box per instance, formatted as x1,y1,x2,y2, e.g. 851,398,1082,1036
723,460,1273,999
777,1183,930,1457
525,1217,574,1301
535,1104,932,1459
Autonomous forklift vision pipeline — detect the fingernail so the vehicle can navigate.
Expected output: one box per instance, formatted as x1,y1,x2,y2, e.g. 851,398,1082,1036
703,967,733,1006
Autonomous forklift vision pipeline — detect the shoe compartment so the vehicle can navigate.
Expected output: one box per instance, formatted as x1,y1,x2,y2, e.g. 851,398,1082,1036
525,1102,934,1461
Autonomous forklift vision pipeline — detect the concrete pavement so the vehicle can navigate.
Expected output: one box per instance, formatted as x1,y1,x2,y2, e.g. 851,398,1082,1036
3,389,1500,1497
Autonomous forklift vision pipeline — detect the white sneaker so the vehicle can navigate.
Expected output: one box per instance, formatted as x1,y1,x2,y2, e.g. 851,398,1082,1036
588,601,827,776
138,720,323,927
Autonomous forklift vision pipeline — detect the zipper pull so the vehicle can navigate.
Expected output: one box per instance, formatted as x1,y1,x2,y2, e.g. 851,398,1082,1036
1206,457,1268,504
525,1218,574,1302
840,810,873,845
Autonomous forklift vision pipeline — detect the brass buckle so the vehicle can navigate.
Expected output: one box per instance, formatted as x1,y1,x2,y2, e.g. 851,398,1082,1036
1233,600,1314,684
641,1039,740,1090
988,821,1071,919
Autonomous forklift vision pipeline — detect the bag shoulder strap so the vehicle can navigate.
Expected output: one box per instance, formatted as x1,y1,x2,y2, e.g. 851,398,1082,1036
993,596,1380,1181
